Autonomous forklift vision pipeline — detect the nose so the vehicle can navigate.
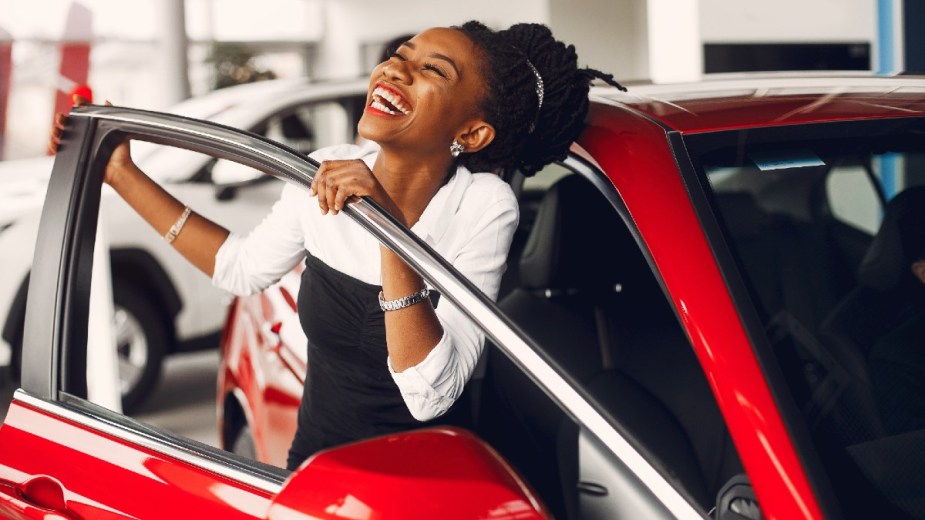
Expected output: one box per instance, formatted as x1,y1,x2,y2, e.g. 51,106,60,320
381,58,411,83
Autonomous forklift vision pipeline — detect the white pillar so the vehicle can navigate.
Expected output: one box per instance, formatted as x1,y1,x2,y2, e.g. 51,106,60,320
154,0,191,107
646,0,701,83
549,0,701,85
87,210,122,413
314,0,363,80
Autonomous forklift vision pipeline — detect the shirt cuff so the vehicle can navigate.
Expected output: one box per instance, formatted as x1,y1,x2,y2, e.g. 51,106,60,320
211,233,243,289
388,330,455,421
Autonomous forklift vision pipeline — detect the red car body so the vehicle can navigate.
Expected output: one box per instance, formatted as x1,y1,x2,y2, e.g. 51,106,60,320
3,76,925,519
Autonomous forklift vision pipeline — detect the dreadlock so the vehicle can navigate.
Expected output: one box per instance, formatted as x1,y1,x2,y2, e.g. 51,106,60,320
455,21,624,176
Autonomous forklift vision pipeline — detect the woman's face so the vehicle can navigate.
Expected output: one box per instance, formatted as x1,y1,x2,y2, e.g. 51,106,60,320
358,27,489,156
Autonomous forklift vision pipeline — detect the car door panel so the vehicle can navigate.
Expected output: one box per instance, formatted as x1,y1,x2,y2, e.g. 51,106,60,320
9,108,313,518
0,394,277,519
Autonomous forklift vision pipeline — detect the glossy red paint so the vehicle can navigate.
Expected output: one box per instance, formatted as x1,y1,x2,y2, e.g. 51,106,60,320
600,78,925,133
267,428,550,520
578,103,823,520
219,277,303,467
0,399,274,518
0,478,75,519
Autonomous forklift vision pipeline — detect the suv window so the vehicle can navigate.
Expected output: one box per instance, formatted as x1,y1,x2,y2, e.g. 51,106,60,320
694,120,925,519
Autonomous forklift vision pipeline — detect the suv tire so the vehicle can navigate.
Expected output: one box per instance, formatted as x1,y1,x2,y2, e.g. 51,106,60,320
113,281,168,413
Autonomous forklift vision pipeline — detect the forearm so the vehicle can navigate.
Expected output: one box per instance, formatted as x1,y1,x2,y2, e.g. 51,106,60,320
380,246,443,372
109,162,230,277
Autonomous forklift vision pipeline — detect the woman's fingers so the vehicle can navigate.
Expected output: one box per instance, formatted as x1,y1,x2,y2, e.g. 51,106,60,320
332,182,353,214
311,160,383,216
49,96,93,154
49,113,68,153
322,171,345,215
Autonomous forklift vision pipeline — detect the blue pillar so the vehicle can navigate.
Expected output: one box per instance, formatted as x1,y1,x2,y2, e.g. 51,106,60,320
876,0,897,75
876,1,899,198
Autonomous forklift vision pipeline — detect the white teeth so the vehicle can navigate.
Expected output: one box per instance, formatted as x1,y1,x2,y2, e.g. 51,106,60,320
371,100,399,115
372,86,410,115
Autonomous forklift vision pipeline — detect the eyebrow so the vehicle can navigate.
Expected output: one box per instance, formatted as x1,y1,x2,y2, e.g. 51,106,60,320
400,41,461,77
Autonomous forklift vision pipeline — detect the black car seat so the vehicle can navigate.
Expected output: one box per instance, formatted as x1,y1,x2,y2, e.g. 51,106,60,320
714,191,816,326
818,186,925,442
479,174,742,517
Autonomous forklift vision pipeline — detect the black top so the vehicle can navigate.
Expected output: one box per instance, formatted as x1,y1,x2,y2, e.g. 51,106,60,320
286,251,462,469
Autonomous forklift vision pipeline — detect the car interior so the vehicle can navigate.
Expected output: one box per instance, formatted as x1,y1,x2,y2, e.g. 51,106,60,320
700,137,925,519
466,138,925,519
469,167,744,518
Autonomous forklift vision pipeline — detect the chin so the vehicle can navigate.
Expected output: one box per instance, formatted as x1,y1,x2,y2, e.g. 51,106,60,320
357,118,382,142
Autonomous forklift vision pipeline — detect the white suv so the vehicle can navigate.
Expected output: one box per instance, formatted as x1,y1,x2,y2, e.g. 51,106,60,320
0,77,368,411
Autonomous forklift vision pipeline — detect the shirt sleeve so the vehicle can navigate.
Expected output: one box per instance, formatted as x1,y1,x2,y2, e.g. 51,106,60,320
212,143,374,295
389,185,519,421
212,182,309,295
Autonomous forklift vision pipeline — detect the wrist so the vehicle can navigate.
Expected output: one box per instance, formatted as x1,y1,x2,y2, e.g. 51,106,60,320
106,161,137,190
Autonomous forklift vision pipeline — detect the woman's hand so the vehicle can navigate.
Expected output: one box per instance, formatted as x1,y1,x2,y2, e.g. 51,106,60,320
49,95,134,186
311,159,403,222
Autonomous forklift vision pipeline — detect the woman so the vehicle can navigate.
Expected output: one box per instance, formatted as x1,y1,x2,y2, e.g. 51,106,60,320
51,21,624,470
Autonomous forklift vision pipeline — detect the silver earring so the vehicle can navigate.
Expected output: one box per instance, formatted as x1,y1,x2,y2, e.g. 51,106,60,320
450,139,465,158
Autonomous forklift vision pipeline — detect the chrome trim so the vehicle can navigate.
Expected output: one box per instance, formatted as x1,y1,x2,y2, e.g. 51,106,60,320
13,389,285,495
70,106,319,190
68,107,699,518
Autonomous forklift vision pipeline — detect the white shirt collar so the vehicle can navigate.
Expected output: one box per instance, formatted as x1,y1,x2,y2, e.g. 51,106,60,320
355,142,474,245
411,165,473,244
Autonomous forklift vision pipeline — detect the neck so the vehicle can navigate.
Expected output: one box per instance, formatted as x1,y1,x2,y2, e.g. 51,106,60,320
372,146,455,226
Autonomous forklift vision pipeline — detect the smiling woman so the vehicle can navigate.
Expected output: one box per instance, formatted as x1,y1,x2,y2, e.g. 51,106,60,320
49,20,624,471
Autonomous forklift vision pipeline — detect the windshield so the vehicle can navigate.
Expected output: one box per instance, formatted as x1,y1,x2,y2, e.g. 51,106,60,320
690,118,925,519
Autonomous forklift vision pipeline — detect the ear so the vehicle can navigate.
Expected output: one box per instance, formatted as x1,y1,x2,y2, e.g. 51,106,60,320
455,120,495,155
912,260,925,285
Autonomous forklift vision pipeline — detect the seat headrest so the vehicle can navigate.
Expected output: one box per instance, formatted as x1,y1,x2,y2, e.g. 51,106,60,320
858,186,925,291
518,175,648,294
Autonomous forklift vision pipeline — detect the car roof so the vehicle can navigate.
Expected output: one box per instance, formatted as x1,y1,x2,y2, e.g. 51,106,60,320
591,74,925,133
169,77,369,126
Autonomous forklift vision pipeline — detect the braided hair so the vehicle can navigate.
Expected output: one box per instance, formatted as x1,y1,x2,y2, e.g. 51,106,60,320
455,21,624,176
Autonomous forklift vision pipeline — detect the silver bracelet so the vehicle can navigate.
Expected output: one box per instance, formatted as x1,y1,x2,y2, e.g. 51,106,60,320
378,287,430,312
164,206,192,244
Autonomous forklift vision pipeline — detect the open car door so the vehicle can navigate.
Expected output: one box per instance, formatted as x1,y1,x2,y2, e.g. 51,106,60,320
0,106,550,519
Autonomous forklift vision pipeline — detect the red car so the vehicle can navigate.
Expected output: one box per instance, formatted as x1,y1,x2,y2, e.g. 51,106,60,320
3,76,925,519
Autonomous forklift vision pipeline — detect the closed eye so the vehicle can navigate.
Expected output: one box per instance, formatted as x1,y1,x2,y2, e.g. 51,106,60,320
423,64,448,78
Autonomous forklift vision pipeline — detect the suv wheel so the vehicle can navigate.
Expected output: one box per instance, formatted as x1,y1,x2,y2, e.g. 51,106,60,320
113,281,167,413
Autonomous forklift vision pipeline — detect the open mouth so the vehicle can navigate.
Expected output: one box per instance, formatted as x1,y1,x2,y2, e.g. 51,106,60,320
370,84,411,116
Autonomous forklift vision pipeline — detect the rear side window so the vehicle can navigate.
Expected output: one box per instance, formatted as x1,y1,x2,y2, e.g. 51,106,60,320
693,120,925,519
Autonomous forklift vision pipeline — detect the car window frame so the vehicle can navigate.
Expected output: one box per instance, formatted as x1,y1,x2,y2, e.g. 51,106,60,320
20,104,702,519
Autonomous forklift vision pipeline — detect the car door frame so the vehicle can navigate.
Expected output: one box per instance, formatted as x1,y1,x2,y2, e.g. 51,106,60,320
13,104,701,519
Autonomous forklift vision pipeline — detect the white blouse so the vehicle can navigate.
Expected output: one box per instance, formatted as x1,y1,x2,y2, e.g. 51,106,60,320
212,141,519,421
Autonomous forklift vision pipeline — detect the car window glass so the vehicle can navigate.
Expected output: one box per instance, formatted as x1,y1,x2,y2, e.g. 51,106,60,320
263,102,351,154
695,123,925,519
